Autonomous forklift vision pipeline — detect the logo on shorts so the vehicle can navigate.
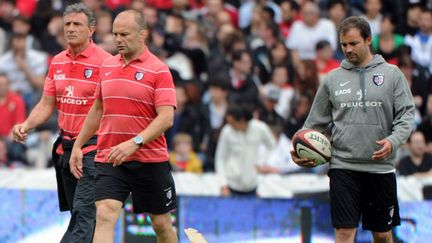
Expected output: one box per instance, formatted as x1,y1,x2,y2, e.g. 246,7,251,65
373,74,384,86
388,206,395,225
135,71,144,81
84,68,93,79
164,187,172,199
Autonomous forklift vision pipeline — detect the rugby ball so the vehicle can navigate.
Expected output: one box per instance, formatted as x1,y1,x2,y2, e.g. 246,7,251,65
292,129,331,165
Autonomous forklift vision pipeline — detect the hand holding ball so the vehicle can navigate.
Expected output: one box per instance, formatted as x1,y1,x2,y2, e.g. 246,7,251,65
292,129,331,166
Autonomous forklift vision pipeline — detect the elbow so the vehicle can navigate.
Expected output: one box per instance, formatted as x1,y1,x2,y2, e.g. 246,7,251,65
165,114,174,130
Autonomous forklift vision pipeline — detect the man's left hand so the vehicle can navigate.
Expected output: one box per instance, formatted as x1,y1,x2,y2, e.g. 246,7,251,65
108,139,139,166
372,139,393,160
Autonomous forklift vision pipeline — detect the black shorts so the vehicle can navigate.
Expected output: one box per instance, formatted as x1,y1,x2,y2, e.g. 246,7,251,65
328,169,400,232
94,161,177,214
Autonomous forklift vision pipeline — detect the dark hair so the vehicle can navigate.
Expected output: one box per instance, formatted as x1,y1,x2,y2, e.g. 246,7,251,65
280,0,300,11
231,50,250,63
316,40,331,51
338,16,371,40
64,3,96,27
381,13,397,27
208,75,231,90
327,0,347,10
226,104,253,122
12,15,30,25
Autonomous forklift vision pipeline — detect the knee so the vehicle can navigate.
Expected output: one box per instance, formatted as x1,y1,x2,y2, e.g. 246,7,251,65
372,231,392,243
150,214,173,235
95,201,120,225
335,228,356,242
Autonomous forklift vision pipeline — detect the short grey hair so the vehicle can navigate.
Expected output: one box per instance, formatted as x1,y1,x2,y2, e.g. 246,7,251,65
63,3,96,27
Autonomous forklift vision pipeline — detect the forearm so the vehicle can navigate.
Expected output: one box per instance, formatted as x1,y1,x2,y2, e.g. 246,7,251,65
74,101,103,148
138,110,173,145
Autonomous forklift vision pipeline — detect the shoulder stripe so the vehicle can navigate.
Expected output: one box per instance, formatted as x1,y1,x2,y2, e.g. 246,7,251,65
51,61,102,67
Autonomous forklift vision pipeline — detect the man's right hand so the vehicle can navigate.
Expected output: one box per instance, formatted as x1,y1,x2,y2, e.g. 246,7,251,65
70,147,83,179
12,123,30,144
290,150,317,168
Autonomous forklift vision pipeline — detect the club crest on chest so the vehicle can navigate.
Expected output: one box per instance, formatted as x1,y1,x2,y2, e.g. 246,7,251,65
372,74,384,86
135,71,144,81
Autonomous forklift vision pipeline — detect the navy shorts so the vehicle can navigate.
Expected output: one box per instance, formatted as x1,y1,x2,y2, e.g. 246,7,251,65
94,161,177,214
328,169,400,232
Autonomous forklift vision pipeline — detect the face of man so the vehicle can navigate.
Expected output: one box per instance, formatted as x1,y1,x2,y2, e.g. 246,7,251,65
112,12,147,60
63,12,95,47
340,28,372,67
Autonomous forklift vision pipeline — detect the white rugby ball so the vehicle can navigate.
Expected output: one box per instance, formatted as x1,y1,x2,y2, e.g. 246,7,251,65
292,129,331,165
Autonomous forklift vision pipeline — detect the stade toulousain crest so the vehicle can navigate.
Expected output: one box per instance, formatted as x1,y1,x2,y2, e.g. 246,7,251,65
135,71,144,81
372,74,384,86
84,68,93,79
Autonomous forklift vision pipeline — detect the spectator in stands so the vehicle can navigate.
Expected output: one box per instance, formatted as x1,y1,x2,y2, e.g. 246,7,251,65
270,39,294,69
238,0,281,29
417,95,432,154
256,124,300,174
227,50,260,108
94,10,112,44
398,131,432,178
405,8,432,73
284,93,312,139
40,13,67,56
360,0,383,37
278,0,300,39
0,73,27,166
371,14,404,64
397,45,430,118
315,40,340,82
257,84,284,126
216,104,276,196
0,73,26,138
0,0,16,32
200,77,229,172
286,1,337,63
294,59,320,97
0,32,48,110
253,20,280,84
182,19,209,82
166,84,207,152
397,3,422,37
264,64,294,119
12,15,41,50
169,133,203,174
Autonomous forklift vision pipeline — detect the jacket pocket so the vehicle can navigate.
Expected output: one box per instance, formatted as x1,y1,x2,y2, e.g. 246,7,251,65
332,124,385,161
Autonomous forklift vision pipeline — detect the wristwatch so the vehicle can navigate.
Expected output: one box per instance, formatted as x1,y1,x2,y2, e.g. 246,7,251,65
133,135,144,146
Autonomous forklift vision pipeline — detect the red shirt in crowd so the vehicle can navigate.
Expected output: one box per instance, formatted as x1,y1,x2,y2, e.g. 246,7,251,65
0,92,26,137
43,42,111,153
95,47,176,163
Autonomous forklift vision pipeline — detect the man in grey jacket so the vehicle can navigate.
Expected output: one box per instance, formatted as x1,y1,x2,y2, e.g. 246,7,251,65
292,16,415,243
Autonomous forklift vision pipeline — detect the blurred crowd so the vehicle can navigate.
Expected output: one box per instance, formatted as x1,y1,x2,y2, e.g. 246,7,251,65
0,0,432,183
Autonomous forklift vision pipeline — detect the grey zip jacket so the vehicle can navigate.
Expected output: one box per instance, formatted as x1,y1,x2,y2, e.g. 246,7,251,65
304,55,415,172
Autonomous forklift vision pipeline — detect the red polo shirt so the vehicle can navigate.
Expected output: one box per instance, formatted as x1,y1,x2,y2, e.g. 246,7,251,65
95,47,176,163
0,92,26,137
43,42,111,153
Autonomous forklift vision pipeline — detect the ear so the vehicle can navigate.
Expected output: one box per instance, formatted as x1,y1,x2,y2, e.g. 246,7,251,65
140,29,149,42
365,36,372,46
89,26,96,36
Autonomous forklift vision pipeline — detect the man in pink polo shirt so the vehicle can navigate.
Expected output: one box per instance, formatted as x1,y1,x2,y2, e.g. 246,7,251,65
12,3,111,242
70,10,177,243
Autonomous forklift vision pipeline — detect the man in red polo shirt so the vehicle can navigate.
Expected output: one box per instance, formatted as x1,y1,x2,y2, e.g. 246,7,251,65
12,3,111,243
70,10,177,243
